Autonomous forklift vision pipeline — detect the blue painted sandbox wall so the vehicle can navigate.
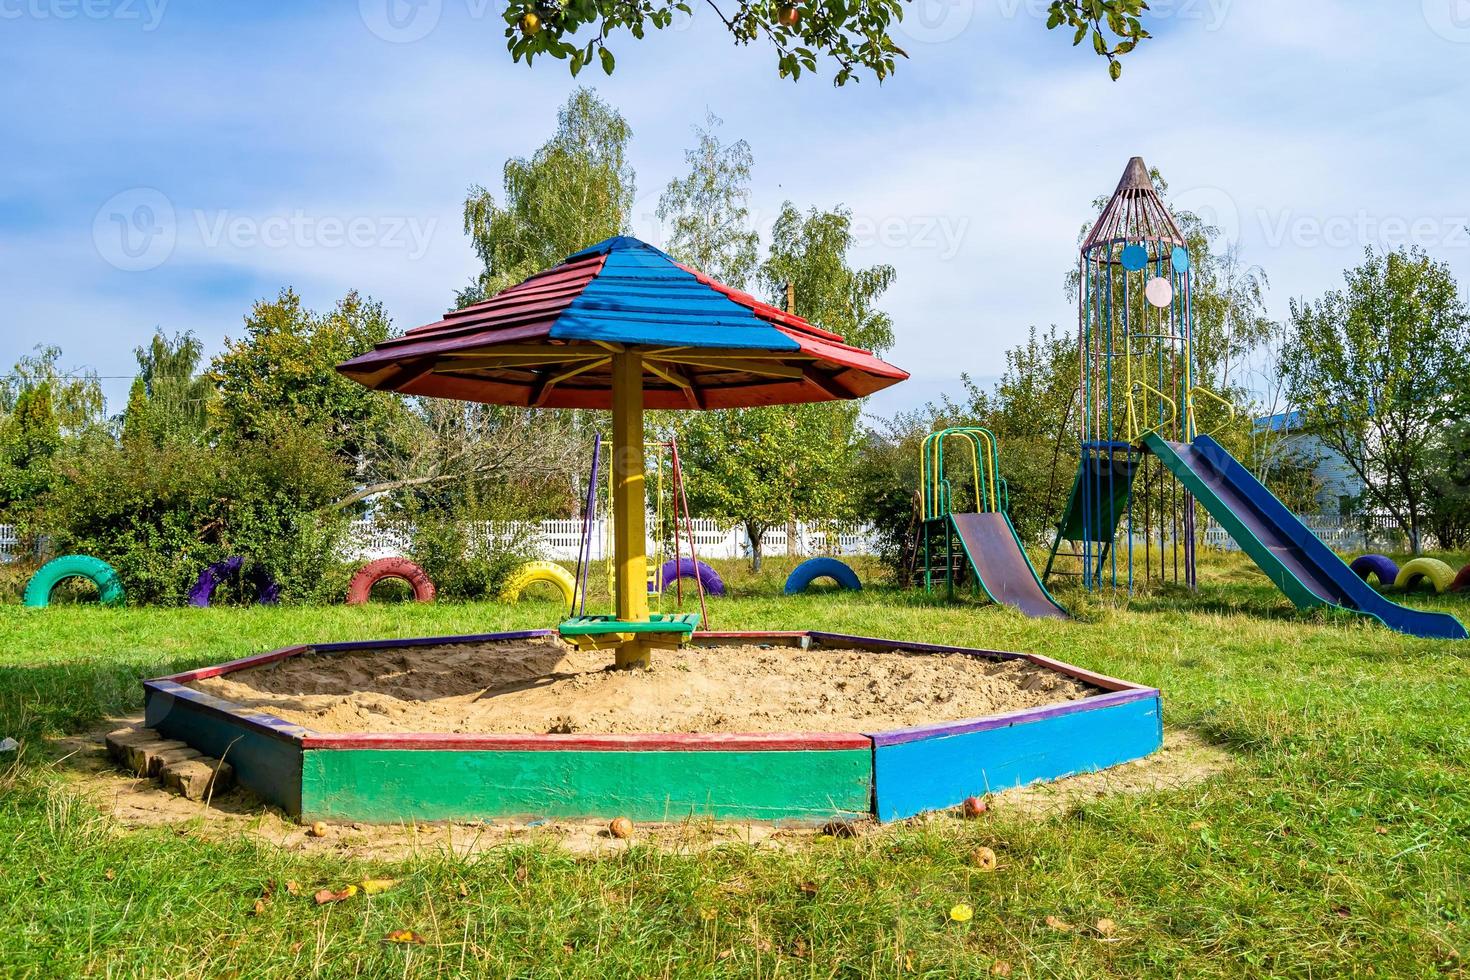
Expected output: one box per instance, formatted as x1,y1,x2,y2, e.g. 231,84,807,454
872,696,1163,822
145,686,304,815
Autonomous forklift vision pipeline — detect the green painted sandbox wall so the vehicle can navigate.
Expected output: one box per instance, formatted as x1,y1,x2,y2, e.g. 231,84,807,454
301,748,873,823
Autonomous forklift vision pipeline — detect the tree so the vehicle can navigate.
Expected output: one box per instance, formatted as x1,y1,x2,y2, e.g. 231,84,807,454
121,331,214,445
335,399,584,516
0,345,105,434
677,401,862,570
666,198,896,568
0,347,105,520
459,88,635,306
953,326,1081,543
208,289,400,463
655,113,759,290
500,0,1149,86
1428,418,1470,550
1280,247,1470,552
759,203,895,353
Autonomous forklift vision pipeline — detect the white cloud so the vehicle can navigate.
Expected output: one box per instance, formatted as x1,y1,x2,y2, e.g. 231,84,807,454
3,3,1469,422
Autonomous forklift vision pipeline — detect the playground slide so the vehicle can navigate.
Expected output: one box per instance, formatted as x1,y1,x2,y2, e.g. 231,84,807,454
949,512,1070,620
1142,433,1468,641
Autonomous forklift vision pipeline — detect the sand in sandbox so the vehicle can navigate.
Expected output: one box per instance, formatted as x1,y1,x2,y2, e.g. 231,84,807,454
188,638,1103,735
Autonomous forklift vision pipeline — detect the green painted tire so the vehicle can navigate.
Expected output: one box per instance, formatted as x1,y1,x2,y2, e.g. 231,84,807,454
22,555,126,608
1394,557,1456,594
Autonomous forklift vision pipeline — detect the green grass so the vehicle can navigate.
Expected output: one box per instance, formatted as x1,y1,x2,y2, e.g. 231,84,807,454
2,553,1468,977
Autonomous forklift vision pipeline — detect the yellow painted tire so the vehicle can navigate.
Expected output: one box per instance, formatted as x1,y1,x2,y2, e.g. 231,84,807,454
1393,557,1456,594
499,561,577,612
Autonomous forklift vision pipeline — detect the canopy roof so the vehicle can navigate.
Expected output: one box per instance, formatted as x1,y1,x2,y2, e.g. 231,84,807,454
1080,156,1186,257
337,236,907,410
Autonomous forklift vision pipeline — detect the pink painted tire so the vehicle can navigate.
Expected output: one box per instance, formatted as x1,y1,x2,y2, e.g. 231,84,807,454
345,558,435,605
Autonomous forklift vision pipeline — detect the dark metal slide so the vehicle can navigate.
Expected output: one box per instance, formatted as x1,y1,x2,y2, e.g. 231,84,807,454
949,512,1070,620
1144,433,1467,641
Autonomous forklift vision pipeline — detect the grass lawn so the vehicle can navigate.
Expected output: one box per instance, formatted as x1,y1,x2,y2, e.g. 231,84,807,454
2,552,1468,977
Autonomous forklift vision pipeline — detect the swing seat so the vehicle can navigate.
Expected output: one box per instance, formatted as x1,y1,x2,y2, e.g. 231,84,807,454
557,613,701,653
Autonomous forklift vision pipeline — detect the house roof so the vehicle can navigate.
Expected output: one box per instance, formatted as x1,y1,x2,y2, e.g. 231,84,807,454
1253,410,1305,433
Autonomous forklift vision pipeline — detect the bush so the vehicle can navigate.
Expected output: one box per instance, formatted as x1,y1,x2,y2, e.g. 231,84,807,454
38,428,351,605
407,514,533,601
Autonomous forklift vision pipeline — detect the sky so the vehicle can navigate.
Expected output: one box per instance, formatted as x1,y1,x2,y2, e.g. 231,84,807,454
3,1,1469,420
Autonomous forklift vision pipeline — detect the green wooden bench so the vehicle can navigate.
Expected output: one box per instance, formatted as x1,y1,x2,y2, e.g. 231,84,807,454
558,612,701,638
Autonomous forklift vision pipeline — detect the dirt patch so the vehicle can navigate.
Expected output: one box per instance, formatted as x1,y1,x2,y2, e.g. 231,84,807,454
186,638,1102,735
990,729,1233,816
50,725,1232,860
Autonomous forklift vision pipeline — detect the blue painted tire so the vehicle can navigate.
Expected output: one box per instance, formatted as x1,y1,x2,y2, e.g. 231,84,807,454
784,557,862,595
22,554,126,608
1349,554,1399,588
656,558,725,597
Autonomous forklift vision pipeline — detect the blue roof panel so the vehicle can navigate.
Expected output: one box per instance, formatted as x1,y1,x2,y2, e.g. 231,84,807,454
549,238,800,351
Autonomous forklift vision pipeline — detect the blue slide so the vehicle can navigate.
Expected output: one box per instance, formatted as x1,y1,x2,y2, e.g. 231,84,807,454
1144,433,1467,641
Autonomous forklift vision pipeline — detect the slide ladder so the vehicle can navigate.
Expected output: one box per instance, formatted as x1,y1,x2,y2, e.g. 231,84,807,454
1143,433,1466,641
1044,442,1140,585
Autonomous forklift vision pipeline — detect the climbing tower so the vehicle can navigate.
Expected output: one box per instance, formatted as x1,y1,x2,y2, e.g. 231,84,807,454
1046,157,1207,592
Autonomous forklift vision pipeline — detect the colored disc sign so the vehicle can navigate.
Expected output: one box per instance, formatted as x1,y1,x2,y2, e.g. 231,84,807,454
1120,244,1148,271
1145,277,1174,308
1171,246,1190,273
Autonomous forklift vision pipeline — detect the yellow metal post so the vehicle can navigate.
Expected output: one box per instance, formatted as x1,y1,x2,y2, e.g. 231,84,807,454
610,352,650,668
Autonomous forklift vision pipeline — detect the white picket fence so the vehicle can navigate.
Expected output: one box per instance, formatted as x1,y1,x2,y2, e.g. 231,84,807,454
1202,513,1402,554
0,519,877,565
0,515,1410,565
344,518,880,562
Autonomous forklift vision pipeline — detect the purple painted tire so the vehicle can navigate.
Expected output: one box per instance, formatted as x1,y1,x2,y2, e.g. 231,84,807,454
656,558,725,597
188,557,243,607
1349,554,1399,588
188,556,279,607
249,566,282,605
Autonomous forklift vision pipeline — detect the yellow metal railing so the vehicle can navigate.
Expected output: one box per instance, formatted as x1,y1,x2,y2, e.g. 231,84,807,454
1185,385,1236,440
920,428,1002,521
1127,381,1178,443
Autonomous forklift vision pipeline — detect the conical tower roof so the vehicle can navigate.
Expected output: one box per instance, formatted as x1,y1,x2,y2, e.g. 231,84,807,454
1080,156,1186,253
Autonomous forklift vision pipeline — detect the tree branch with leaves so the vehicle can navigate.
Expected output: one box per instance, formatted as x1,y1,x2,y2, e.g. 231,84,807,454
503,0,1151,85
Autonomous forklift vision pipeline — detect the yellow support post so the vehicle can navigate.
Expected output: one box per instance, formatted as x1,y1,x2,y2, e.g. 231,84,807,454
610,352,651,669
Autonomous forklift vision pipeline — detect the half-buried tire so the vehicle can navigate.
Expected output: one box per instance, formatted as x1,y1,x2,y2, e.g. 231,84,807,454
656,558,726,597
784,557,861,595
190,556,282,607
346,557,436,605
189,556,243,607
23,555,126,608
1394,557,1456,594
499,561,577,613
1349,554,1399,588
1452,563,1470,594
